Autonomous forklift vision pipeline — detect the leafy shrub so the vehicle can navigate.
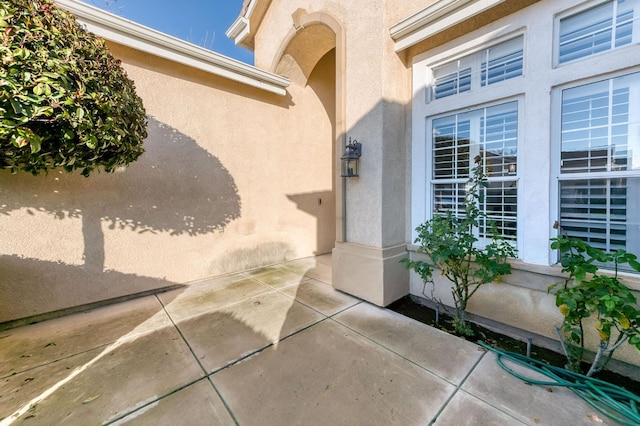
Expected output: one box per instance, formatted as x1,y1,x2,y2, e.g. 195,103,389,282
402,157,516,335
0,0,146,176
550,228,640,376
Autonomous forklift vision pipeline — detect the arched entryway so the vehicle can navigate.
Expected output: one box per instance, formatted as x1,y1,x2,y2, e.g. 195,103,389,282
273,13,346,254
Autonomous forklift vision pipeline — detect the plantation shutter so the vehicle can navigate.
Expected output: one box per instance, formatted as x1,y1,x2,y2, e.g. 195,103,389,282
430,37,523,101
559,72,640,256
559,0,635,64
480,38,524,87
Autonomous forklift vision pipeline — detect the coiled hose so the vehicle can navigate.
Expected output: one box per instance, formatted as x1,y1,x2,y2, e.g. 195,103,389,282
478,342,640,425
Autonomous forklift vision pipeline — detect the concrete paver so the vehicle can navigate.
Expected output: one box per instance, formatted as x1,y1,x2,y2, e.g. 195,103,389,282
0,296,166,378
111,379,234,426
157,275,271,323
174,290,325,373
278,278,360,316
462,354,622,425
243,265,310,289
435,391,527,425
211,319,456,425
2,319,203,424
280,257,333,284
334,302,484,385
0,256,626,425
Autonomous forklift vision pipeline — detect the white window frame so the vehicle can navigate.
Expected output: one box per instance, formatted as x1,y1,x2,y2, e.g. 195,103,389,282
552,71,640,260
428,35,524,102
411,0,640,268
427,99,521,247
412,27,526,255
553,0,640,67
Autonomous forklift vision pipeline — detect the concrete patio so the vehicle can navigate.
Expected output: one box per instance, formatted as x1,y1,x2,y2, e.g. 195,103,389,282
0,255,622,425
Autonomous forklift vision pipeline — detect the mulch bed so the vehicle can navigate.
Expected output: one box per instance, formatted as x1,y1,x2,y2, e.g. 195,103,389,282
388,295,640,395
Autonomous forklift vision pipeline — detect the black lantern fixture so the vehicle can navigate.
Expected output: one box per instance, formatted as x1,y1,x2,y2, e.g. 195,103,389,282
341,137,362,177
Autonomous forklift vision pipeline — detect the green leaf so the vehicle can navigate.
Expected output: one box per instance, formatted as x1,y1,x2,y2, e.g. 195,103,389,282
86,135,97,150
33,83,44,96
30,136,42,154
9,98,23,115
11,134,28,148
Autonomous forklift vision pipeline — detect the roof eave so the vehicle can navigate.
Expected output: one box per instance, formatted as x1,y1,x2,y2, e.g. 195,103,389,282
55,0,289,96
390,0,506,52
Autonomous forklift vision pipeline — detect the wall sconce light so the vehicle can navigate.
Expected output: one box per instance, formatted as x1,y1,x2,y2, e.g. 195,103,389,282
341,137,362,177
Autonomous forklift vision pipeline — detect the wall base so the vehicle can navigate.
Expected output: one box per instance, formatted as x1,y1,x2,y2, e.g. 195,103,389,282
332,242,408,306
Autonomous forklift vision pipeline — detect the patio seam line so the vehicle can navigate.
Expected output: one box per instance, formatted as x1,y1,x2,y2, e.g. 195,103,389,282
154,293,240,425
1,296,175,379
205,376,241,426
164,278,276,322
278,264,331,285
180,257,315,285
239,270,312,289
254,278,364,318
101,376,212,425
0,342,118,380
447,353,542,426
206,316,333,377
329,306,481,386
203,300,367,378
427,348,489,425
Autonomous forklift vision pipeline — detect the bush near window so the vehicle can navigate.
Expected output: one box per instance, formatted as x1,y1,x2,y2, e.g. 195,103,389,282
549,227,640,377
402,157,517,336
0,0,146,176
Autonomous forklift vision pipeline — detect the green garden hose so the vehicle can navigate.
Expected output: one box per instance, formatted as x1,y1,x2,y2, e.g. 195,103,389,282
478,342,640,425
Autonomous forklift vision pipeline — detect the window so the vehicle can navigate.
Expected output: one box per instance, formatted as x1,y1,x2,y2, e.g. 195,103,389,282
431,37,523,100
411,0,640,268
559,72,640,260
431,101,518,244
558,0,638,64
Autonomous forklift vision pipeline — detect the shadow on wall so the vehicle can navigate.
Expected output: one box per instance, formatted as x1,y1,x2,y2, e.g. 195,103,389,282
287,191,335,255
0,255,182,325
216,242,297,273
0,117,241,322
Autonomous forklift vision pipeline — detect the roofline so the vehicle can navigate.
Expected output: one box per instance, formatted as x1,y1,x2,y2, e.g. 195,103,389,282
55,0,289,96
226,0,257,46
390,0,506,52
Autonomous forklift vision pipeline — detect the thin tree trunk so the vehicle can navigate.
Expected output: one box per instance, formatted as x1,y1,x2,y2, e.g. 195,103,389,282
82,212,105,272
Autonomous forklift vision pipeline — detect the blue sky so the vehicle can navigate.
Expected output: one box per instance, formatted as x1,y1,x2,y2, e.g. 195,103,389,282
81,0,254,64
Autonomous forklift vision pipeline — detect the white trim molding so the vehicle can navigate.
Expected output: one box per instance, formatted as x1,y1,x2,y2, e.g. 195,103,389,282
55,0,289,96
226,0,257,46
390,0,506,52
226,16,250,45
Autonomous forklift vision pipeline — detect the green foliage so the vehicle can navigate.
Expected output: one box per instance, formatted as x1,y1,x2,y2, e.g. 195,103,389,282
549,232,640,376
402,157,516,335
0,0,146,176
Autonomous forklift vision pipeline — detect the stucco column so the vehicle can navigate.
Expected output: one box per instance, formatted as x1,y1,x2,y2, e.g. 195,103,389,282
331,11,410,306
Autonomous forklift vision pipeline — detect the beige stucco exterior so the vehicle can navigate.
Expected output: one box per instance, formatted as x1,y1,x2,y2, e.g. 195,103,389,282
0,3,337,323
2,0,639,371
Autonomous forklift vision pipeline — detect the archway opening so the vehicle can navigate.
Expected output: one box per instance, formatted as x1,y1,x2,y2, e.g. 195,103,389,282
275,21,341,254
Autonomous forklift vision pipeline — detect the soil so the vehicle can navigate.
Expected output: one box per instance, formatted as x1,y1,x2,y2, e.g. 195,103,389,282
388,295,640,396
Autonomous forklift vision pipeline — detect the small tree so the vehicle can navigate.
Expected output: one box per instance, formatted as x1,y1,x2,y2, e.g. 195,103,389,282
402,156,516,335
549,227,640,376
0,0,146,176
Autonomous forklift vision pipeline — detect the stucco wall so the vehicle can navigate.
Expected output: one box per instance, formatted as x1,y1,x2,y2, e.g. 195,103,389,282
408,256,640,369
253,0,412,249
0,41,335,323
